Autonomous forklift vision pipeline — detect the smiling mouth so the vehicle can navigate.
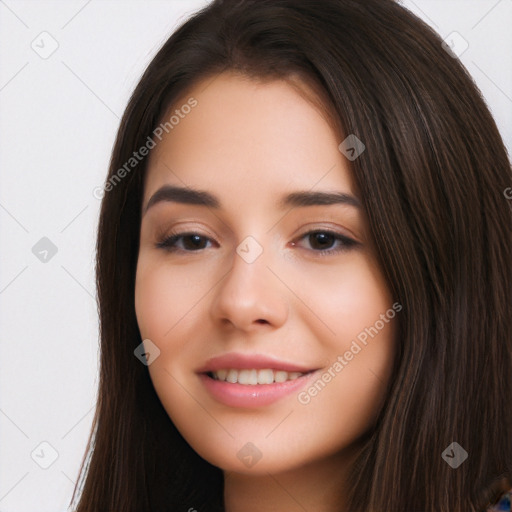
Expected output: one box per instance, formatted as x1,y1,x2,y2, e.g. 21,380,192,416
205,368,315,385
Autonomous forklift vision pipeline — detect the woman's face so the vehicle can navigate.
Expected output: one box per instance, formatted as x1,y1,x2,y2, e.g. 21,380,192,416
135,71,397,475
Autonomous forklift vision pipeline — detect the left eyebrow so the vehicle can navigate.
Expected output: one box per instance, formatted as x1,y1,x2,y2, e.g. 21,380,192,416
278,190,362,210
142,184,362,217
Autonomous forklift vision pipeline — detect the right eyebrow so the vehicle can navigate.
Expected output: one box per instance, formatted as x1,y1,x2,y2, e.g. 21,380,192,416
143,185,220,217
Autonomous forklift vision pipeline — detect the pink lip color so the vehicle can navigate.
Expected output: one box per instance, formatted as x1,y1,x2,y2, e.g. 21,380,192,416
196,352,315,374
198,371,319,408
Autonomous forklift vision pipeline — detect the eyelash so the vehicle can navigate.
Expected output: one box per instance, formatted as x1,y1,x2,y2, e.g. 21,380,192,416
155,229,360,257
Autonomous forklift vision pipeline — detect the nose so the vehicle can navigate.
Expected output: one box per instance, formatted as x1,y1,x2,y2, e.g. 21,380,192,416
209,239,289,332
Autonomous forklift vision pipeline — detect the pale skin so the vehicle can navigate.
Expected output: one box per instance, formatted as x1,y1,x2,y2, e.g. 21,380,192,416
135,71,397,512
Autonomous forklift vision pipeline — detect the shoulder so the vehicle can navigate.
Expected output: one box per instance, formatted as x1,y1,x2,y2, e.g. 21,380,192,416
486,488,512,511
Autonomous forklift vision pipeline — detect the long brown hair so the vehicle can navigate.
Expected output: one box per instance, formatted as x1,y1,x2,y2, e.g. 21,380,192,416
70,0,512,510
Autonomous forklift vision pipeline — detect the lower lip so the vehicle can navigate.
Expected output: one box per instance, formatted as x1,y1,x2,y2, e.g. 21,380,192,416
198,371,318,408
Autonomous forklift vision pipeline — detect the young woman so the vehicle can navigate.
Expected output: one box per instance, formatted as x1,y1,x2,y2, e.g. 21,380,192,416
70,0,512,510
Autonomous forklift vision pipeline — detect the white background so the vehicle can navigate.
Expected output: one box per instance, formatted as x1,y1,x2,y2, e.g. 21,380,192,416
0,1,511,510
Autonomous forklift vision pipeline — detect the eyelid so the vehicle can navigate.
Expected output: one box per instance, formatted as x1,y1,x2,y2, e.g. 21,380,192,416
154,221,218,241
293,222,361,244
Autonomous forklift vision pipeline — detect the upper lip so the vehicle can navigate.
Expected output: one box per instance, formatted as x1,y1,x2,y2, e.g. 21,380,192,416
196,353,317,374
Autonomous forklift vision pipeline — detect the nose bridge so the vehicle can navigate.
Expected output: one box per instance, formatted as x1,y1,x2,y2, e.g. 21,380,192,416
236,234,266,266
210,231,288,329
225,233,272,299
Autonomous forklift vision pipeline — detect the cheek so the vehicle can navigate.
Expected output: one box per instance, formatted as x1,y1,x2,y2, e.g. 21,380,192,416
134,257,207,339
294,254,393,341
135,264,172,339
332,259,397,395
294,256,396,419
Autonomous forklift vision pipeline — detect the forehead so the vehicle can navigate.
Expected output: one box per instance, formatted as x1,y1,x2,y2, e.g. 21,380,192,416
143,71,357,208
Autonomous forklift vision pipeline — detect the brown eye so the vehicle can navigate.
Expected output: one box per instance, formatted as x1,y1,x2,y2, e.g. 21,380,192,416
155,229,360,256
294,230,359,256
156,232,214,252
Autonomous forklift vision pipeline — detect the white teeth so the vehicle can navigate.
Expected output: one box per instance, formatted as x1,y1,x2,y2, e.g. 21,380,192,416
226,369,238,383
210,368,306,384
216,369,228,381
274,370,288,383
258,369,274,384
